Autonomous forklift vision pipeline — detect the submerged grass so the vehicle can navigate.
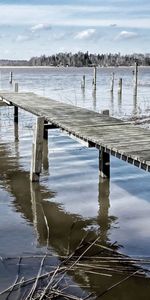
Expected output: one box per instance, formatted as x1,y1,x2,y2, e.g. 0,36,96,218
0,236,149,300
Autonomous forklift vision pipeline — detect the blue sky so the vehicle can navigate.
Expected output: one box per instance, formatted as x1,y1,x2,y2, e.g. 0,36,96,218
0,0,149,59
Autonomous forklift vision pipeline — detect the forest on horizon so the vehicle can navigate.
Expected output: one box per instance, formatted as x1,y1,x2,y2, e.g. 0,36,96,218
0,52,150,67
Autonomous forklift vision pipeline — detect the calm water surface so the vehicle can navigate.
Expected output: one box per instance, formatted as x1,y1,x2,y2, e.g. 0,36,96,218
0,67,150,299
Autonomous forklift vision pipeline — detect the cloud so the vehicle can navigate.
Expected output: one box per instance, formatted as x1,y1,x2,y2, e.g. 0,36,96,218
110,23,117,27
115,30,138,40
74,29,96,40
31,23,51,32
16,35,32,42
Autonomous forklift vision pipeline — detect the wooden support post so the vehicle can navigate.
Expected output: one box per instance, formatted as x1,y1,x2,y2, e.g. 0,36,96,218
93,66,97,89
14,106,18,123
110,72,114,93
99,147,110,178
43,139,49,171
118,78,122,95
30,117,44,182
133,62,138,96
43,120,48,140
102,109,109,116
14,82,18,123
9,71,13,84
81,75,85,89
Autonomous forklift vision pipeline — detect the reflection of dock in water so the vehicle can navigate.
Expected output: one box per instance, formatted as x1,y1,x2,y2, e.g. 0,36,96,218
0,119,150,300
30,176,118,253
98,177,117,247
0,131,118,254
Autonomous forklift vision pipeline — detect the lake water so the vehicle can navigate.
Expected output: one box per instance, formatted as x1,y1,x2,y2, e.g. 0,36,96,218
0,67,150,299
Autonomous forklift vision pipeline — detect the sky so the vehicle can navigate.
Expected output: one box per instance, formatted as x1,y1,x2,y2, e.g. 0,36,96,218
0,0,149,59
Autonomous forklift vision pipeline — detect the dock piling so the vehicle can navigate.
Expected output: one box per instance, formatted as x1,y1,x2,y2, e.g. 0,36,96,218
9,72,13,84
110,72,114,93
14,82,18,123
102,109,109,116
99,110,110,178
30,117,44,182
81,75,85,89
93,66,97,89
118,78,122,95
99,148,110,178
43,120,48,140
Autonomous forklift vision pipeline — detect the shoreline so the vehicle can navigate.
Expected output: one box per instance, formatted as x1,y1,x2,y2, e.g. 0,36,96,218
0,65,150,69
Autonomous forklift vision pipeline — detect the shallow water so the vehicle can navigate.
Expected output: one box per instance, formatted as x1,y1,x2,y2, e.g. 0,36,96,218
0,67,150,299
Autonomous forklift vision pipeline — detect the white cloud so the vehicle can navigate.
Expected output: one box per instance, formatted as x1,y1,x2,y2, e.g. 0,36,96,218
31,23,51,32
115,30,138,40
16,35,32,42
74,29,96,40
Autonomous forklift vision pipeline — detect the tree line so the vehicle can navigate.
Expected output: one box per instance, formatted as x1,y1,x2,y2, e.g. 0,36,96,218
0,52,150,67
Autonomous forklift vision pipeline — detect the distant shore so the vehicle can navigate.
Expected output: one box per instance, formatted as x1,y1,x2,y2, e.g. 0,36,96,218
0,65,149,69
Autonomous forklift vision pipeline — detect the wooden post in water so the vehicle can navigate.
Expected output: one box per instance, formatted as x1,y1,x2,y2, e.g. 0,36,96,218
99,147,110,178
133,62,138,95
43,120,48,140
118,78,122,95
110,72,114,93
9,71,13,84
99,109,110,178
14,82,18,123
81,75,85,89
30,117,44,182
102,109,109,116
43,138,49,171
93,65,97,89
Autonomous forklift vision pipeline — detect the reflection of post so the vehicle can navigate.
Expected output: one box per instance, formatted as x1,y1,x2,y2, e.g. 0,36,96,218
133,62,138,96
99,147,110,178
118,91,122,115
133,92,138,115
118,78,122,95
14,121,19,141
14,83,19,123
81,75,85,89
110,72,114,93
110,90,114,114
93,66,97,90
92,89,96,110
15,82,18,93
43,138,49,171
30,182,47,246
9,71,13,84
81,85,85,104
98,177,110,245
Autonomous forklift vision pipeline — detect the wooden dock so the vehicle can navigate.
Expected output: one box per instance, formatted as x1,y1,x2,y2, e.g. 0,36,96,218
0,91,150,181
